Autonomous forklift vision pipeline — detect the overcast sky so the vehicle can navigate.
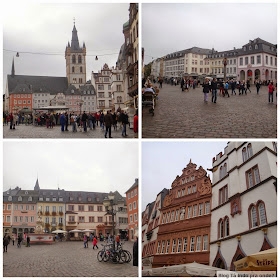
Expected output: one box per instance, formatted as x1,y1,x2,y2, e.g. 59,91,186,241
3,3,129,91
143,3,277,64
142,141,228,209
3,141,138,197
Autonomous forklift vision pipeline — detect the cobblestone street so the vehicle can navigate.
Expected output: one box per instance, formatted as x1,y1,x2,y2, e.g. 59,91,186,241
3,241,138,277
3,124,135,139
142,83,277,138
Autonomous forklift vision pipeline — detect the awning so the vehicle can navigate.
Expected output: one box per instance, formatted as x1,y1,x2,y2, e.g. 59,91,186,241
144,262,228,277
234,248,277,271
52,230,67,234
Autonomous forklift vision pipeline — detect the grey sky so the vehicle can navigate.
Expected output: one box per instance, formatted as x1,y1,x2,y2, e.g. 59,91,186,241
142,141,227,209
3,3,129,91
4,141,138,197
142,3,277,64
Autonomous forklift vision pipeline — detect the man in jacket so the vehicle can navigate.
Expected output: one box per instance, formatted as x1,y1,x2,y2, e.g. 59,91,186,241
104,111,113,138
81,111,88,132
211,78,218,103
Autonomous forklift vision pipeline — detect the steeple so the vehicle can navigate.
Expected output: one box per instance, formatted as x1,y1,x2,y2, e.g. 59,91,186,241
11,57,15,77
34,178,40,191
71,23,81,51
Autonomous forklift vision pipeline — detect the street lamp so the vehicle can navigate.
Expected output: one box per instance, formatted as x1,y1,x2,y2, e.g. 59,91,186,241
103,192,116,250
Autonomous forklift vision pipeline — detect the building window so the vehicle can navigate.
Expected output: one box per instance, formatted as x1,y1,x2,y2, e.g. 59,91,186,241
133,201,136,209
72,55,76,64
240,58,243,66
205,202,210,214
196,236,201,251
219,185,228,205
161,241,165,254
225,217,230,237
187,186,191,194
272,142,277,153
134,213,137,221
166,240,170,253
97,206,103,211
192,185,196,193
172,239,176,253
183,238,188,252
78,55,82,63
157,241,161,254
190,237,195,252
80,67,83,73
193,204,197,217
257,55,261,64
170,210,175,222
246,165,260,188
78,205,84,211
177,190,181,198
258,202,266,225
175,209,179,221
199,203,203,216
98,217,103,223
251,56,254,64
166,212,170,223
177,239,182,253
250,206,258,228
181,188,185,196
162,213,166,224
245,57,248,65
218,219,224,239
187,206,192,219
203,235,208,251
72,66,75,73
180,207,185,220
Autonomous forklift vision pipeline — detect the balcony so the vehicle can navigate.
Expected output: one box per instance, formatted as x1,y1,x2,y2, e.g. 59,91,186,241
45,211,50,216
51,222,57,227
127,61,138,75
128,83,138,97
52,212,57,216
59,212,64,216
68,221,76,224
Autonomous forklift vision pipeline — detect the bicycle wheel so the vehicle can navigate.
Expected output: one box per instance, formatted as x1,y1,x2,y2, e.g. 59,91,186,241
97,251,104,262
118,251,127,264
123,250,132,263
110,251,121,264
103,250,110,262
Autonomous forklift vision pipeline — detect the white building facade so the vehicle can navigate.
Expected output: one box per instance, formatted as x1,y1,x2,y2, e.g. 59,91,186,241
210,142,277,270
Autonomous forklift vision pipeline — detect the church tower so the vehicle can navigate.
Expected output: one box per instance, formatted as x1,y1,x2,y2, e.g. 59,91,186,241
65,22,86,89
34,178,40,191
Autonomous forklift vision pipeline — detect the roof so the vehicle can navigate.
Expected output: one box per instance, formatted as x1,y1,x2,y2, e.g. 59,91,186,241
125,178,138,193
70,24,83,52
7,75,69,95
165,47,213,61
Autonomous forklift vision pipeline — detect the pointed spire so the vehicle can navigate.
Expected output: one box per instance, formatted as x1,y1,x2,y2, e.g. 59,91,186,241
34,178,40,191
68,41,70,47
71,22,81,51
189,158,192,164
83,42,85,48
11,57,15,77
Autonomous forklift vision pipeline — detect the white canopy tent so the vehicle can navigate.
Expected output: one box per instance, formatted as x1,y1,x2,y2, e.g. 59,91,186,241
142,262,228,277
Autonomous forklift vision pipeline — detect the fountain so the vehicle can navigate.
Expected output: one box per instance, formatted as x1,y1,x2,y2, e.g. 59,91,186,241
28,210,53,244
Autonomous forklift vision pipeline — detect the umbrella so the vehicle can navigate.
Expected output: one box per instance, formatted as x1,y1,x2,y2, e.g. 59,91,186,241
234,248,277,271
69,229,83,233
52,230,67,234
82,229,94,232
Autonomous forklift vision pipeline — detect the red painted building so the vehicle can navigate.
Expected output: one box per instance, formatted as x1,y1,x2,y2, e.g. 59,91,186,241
152,160,212,268
125,178,138,241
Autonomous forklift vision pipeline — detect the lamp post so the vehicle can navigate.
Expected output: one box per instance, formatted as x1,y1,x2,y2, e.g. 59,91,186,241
103,192,116,250
78,99,84,115
223,58,227,81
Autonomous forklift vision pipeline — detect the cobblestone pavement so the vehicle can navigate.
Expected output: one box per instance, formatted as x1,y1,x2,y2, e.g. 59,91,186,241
3,241,138,277
142,83,277,138
3,124,135,139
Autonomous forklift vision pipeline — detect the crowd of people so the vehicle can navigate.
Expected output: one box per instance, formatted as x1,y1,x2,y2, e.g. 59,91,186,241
4,110,139,138
3,234,29,252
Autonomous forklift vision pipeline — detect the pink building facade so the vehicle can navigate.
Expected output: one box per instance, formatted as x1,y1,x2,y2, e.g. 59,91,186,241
237,38,277,83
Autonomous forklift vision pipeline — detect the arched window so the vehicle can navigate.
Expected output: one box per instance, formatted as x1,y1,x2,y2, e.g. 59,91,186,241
78,55,82,63
223,163,227,177
250,206,258,228
72,55,76,63
242,147,248,162
119,96,122,103
219,166,223,180
218,219,224,239
72,66,75,73
258,202,266,226
247,143,253,158
225,217,230,237
80,67,83,73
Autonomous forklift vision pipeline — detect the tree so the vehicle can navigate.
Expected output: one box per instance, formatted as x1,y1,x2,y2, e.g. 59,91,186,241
144,63,152,79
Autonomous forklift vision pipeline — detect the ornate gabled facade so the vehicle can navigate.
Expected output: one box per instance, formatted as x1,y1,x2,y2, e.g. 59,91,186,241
152,160,212,268
65,23,87,89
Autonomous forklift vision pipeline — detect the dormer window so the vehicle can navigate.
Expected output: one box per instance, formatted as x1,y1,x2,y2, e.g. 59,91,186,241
88,197,92,202
96,197,100,202
25,191,28,195
50,192,53,195
18,196,22,201
78,197,82,201
70,197,73,201
249,46,252,50
255,45,258,50
59,197,63,202
46,197,50,201
39,197,43,201
28,196,32,202
8,196,12,201
53,197,56,202
243,46,246,51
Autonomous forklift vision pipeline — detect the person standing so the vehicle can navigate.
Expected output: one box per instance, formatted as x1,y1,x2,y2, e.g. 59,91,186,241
231,80,236,95
268,82,275,103
82,111,88,132
246,79,251,93
211,78,218,103
65,112,69,131
17,235,22,248
133,234,138,267
12,236,15,246
60,113,65,131
224,81,230,98
3,236,9,252
100,112,104,130
202,78,211,103
133,110,138,138
120,111,128,137
9,113,14,130
104,110,113,138
83,234,87,248
219,80,224,96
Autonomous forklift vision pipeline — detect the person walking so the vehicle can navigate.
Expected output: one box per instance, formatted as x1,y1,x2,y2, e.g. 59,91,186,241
12,236,15,246
92,236,98,249
231,80,236,95
83,234,87,248
104,110,113,138
202,78,211,103
133,110,138,138
211,78,218,103
224,81,230,98
100,112,104,130
82,111,88,132
3,235,9,253
268,82,275,103
9,113,14,130
246,80,251,93
256,80,261,95
26,235,30,247
17,235,22,248
219,81,224,96
60,113,65,132
120,111,128,137
65,112,69,131
116,235,120,248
